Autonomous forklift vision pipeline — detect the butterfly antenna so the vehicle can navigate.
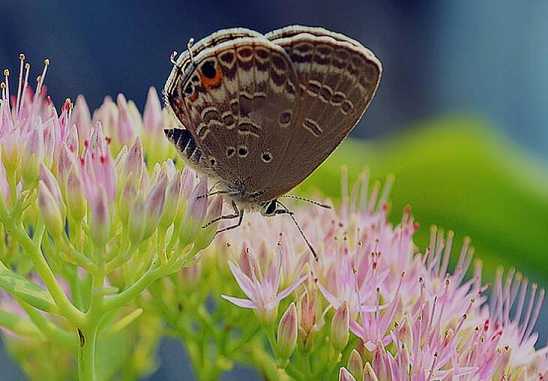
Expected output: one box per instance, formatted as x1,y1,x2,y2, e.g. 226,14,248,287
277,201,319,261
281,195,331,209
187,38,195,65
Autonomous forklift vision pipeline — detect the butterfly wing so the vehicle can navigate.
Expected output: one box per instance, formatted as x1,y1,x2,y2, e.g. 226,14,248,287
259,26,382,200
165,31,302,194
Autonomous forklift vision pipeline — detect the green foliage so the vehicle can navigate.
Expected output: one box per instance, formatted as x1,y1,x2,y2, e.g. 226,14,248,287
300,117,548,285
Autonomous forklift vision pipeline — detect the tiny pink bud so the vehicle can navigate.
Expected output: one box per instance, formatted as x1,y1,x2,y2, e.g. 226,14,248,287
38,181,64,239
89,190,110,247
276,303,298,360
128,195,146,244
118,171,139,225
159,171,183,229
143,87,162,134
2,133,21,175
299,289,317,338
142,171,168,238
193,195,223,251
180,167,195,199
65,168,86,221
339,367,357,381
116,94,135,145
21,129,44,186
125,137,144,178
40,164,65,216
73,95,92,146
0,160,10,203
347,350,364,381
187,176,208,221
331,302,350,351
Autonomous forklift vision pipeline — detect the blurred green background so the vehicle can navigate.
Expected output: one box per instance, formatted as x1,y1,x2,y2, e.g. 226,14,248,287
303,118,548,286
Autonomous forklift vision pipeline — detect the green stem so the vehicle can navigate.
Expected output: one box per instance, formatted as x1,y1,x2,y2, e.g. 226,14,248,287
78,323,99,381
78,262,105,381
0,206,85,324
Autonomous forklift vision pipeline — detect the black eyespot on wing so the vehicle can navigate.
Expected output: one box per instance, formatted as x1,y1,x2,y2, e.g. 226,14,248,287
201,60,217,79
238,146,248,157
261,151,272,163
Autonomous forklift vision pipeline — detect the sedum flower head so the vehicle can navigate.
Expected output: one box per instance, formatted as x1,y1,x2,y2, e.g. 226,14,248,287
220,173,547,380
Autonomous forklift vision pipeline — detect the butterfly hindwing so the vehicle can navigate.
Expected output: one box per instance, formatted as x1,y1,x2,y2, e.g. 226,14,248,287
261,26,382,200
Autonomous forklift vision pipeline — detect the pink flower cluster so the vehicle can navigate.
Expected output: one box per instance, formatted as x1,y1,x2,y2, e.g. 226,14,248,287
0,56,220,257
221,175,547,380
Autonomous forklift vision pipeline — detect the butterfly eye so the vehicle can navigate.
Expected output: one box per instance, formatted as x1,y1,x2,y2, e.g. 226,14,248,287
264,200,277,216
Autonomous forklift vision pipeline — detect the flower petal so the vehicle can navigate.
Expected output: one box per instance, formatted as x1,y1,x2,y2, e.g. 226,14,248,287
221,295,256,309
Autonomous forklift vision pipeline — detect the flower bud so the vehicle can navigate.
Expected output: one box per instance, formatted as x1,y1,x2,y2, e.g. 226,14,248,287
125,138,144,180
118,172,139,225
339,367,356,381
40,164,65,216
2,133,21,176
0,159,10,203
38,181,64,239
347,350,364,381
73,95,92,146
89,190,110,247
128,194,146,244
142,171,168,239
159,170,182,229
299,290,317,338
116,94,135,145
178,177,207,245
65,167,86,221
331,302,350,352
21,129,43,187
143,87,162,134
194,195,222,251
276,303,298,361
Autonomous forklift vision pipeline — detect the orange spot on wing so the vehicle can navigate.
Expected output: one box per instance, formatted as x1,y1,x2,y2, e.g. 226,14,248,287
199,68,223,89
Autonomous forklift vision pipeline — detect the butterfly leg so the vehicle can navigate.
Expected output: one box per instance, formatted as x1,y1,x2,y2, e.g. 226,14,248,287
202,200,240,228
196,181,223,199
215,202,244,235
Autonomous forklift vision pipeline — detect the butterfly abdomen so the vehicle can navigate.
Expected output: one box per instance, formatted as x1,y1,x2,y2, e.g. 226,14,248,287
164,128,203,164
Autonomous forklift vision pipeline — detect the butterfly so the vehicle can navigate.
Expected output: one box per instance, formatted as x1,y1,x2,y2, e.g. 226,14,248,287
163,25,381,245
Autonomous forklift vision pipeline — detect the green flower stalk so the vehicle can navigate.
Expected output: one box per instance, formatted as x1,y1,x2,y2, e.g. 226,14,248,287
0,57,222,381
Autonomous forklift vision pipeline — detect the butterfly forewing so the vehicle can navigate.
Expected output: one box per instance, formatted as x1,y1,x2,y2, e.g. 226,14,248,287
165,28,264,129
166,34,301,194
257,26,382,200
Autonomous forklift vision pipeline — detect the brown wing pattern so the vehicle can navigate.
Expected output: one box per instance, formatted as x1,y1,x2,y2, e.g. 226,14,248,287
165,34,301,191
261,26,382,200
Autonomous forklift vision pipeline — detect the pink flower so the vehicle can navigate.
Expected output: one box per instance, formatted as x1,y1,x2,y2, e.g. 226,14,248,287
222,246,306,324
218,173,547,378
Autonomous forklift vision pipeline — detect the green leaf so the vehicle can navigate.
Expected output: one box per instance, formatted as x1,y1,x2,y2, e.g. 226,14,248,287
299,117,548,285
0,263,57,313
